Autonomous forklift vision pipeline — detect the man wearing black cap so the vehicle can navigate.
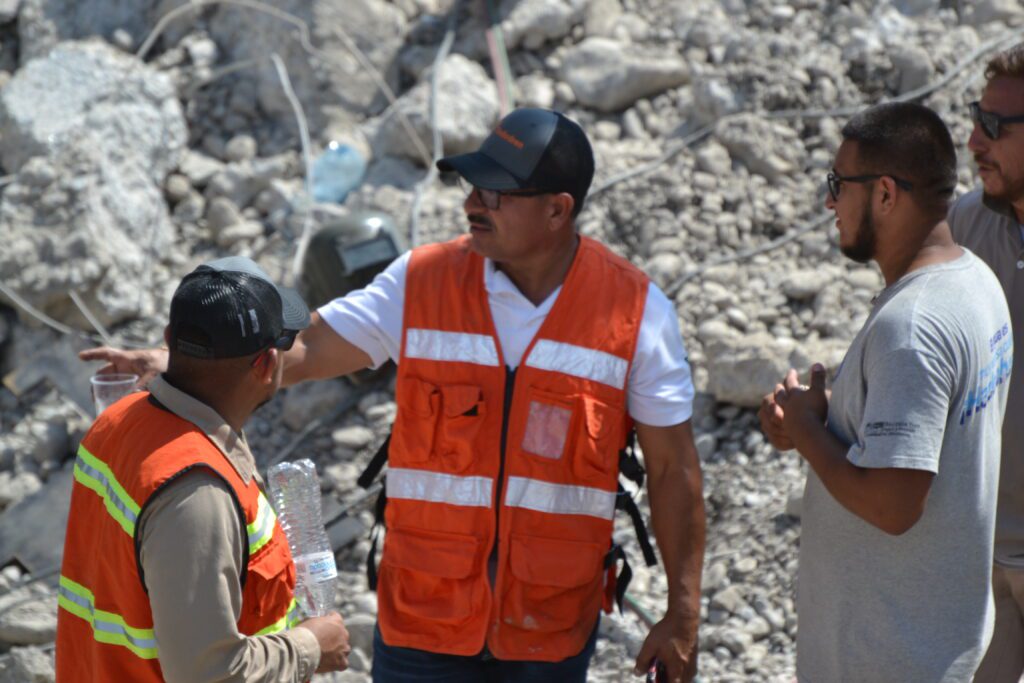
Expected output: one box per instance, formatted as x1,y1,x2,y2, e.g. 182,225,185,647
84,109,705,683
60,257,351,682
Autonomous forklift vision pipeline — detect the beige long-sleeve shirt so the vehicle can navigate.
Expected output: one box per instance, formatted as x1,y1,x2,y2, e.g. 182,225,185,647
138,376,321,683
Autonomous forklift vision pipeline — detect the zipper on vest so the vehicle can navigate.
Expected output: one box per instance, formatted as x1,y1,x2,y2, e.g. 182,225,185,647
488,366,517,586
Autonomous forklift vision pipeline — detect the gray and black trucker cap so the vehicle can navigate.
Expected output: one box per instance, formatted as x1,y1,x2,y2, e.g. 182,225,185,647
168,256,310,359
437,108,595,212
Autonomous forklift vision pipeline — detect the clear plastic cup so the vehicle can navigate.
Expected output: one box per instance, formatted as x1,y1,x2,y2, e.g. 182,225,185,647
90,373,139,416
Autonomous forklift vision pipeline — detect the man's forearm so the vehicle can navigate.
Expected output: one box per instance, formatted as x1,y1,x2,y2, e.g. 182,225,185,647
647,458,705,617
789,419,930,534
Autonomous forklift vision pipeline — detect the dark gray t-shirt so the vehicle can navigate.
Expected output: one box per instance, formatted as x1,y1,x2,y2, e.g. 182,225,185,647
797,250,1012,683
949,190,1024,567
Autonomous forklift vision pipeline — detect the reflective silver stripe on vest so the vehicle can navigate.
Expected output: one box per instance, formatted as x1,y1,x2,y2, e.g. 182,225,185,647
524,339,628,389
57,580,159,659
405,329,500,367
387,468,493,508
503,476,616,520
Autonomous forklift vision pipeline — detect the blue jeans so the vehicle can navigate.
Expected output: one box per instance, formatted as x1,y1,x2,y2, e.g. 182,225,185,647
371,618,599,683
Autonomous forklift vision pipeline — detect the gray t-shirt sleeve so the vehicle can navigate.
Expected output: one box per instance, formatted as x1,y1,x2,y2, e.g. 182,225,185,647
845,347,953,472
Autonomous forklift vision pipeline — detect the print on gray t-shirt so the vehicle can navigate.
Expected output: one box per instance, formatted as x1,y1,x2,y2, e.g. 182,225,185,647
797,250,1012,683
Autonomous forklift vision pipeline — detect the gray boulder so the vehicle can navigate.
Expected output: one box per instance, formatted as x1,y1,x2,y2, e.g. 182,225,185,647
0,588,56,646
0,39,186,181
560,38,690,112
498,0,586,51
17,0,163,62
715,115,805,183
374,54,498,164
705,334,848,407
0,146,175,326
208,0,406,123
0,647,54,683
0,0,19,23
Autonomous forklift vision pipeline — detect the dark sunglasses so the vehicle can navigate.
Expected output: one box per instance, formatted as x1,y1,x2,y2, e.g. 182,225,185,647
827,171,914,201
969,101,1024,141
250,329,299,367
458,178,550,210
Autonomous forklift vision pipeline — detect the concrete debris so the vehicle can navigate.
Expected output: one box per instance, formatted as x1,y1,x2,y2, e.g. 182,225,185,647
0,1,1013,679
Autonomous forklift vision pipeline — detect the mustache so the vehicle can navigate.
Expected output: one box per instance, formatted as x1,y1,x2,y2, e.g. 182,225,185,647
467,213,493,228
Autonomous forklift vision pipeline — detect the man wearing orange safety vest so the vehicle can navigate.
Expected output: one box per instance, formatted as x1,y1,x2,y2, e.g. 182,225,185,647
60,258,351,682
85,109,706,682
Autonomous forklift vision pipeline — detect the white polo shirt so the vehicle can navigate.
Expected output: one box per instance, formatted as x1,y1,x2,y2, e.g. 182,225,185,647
318,251,694,427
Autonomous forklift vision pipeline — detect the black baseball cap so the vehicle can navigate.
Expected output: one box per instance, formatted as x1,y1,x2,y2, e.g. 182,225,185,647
168,256,311,359
437,108,595,216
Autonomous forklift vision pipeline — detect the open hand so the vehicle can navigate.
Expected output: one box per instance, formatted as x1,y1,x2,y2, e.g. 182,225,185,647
79,346,169,388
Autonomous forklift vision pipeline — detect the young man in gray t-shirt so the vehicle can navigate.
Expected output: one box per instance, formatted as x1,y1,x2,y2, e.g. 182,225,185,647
760,103,1012,682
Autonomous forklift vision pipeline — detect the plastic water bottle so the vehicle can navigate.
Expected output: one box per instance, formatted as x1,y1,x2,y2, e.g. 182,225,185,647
267,459,337,617
311,141,366,204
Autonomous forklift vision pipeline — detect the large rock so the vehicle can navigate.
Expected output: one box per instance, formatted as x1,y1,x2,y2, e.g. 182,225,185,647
17,0,162,61
373,54,498,164
0,42,183,329
705,334,848,407
0,39,186,181
560,38,690,112
0,0,19,23
715,114,805,183
498,0,586,51
0,647,54,683
0,588,57,645
209,0,406,123
0,146,175,326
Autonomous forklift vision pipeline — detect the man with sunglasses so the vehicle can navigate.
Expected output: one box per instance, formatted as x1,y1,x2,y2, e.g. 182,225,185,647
949,43,1024,683
58,257,352,682
81,109,705,683
759,102,1011,682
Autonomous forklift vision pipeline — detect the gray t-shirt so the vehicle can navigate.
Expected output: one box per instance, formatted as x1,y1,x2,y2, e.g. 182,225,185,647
949,190,1024,567
797,250,1012,683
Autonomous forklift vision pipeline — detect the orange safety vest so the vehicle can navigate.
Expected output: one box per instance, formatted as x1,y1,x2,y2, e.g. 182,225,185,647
377,235,648,661
55,392,300,682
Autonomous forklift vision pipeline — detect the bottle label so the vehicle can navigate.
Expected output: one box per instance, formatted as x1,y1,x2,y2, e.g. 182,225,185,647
296,551,338,583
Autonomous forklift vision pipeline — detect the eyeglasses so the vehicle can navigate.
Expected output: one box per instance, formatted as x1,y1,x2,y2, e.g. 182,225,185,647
969,101,1024,141
250,329,298,367
458,178,550,210
826,171,914,201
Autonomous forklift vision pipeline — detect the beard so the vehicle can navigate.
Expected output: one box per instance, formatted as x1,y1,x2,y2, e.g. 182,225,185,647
980,165,1024,208
840,200,876,264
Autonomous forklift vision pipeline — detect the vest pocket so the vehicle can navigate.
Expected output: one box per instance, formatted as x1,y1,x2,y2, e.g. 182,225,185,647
437,384,485,473
392,377,440,465
382,527,480,625
519,389,576,463
245,533,296,629
503,534,604,633
571,395,621,483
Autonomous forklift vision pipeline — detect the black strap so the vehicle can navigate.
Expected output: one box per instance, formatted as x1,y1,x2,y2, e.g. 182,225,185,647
616,483,658,567
618,429,644,487
604,544,633,614
365,478,388,591
357,435,390,490
357,436,392,592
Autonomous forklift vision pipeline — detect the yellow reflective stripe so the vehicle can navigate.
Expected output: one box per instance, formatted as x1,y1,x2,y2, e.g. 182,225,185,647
254,598,300,636
247,493,277,555
74,444,140,536
58,575,158,660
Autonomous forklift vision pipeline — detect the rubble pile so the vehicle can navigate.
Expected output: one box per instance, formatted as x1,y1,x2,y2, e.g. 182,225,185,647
0,0,1020,680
